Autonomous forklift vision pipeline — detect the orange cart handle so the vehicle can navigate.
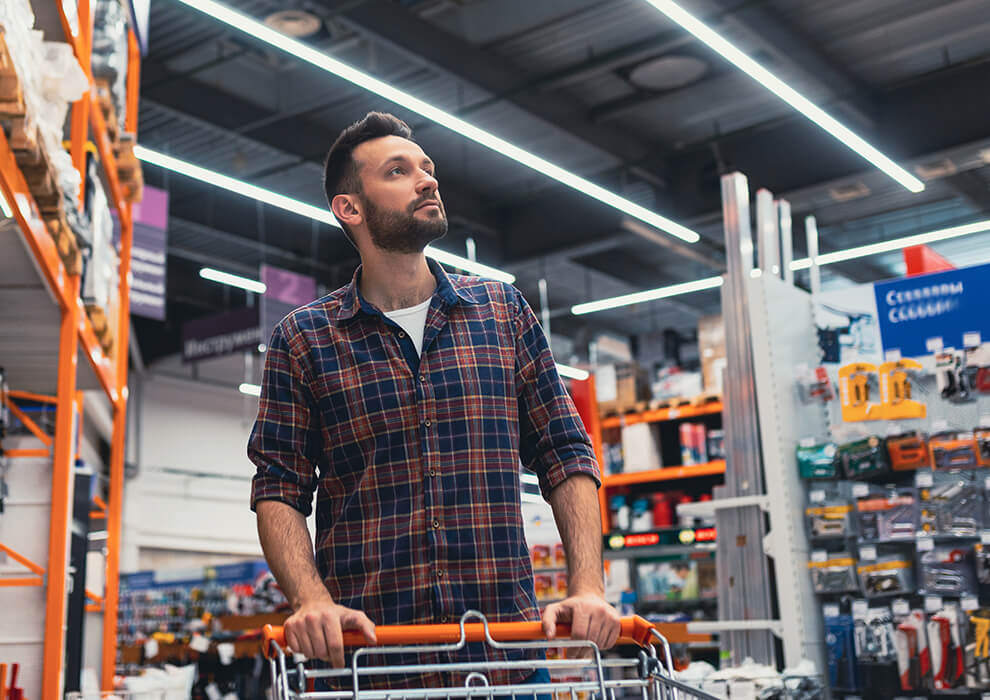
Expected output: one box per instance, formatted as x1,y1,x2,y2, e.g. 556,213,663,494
262,616,657,659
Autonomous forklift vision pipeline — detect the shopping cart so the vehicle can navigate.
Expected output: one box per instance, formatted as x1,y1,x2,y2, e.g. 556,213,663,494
262,610,718,700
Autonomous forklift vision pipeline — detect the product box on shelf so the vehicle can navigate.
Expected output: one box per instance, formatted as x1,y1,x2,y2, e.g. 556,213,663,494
620,422,663,472
796,441,840,479
698,314,726,394
595,362,648,416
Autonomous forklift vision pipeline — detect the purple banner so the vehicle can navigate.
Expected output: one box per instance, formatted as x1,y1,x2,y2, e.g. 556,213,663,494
181,307,261,363
261,264,317,307
129,186,168,320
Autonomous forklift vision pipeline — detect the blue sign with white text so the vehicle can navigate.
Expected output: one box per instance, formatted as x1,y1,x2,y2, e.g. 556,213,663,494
874,263,990,357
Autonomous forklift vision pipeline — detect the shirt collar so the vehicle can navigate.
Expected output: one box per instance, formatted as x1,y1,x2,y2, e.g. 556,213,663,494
332,258,479,323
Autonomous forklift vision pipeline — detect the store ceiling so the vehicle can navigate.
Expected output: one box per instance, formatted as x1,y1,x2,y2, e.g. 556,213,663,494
134,0,990,367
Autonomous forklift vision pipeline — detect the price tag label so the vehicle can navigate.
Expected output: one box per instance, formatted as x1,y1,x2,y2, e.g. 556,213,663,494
189,635,210,653
981,693,990,700
852,600,869,618
981,415,990,428
217,642,235,666
917,472,934,488
917,535,935,552
982,531,990,545
892,599,910,616
852,483,870,498
811,550,828,562
144,639,159,659
860,545,877,561
799,437,817,448
962,596,980,612
927,337,944,353
669,409,680,419
809,490,826,503
925,595,943,613
964,332,982,348
884,349,902,362
985,477,990,492
823,603,840,618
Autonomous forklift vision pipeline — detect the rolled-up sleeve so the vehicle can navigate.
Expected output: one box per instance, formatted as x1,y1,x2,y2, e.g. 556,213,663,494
248,319,319,516
512,287,600,499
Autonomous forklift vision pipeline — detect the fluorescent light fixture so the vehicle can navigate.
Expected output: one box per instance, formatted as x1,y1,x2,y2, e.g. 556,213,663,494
571,276,724,315
642,0,925,194
200,267,267,294
790,218,990,271
137,146,515,284
556,363,591,381
239,383,262,397
171,0,700,244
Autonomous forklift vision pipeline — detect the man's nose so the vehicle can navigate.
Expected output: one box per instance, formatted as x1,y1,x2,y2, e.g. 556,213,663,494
417,171,439,194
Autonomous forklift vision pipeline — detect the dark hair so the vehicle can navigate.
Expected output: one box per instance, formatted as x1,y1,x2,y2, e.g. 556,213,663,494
323,112,414,243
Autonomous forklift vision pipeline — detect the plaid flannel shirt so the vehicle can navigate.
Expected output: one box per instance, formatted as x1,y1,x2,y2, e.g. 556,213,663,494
248,259,600,689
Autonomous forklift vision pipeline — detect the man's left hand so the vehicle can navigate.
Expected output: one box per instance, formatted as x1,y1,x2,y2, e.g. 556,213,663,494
541,592,621,651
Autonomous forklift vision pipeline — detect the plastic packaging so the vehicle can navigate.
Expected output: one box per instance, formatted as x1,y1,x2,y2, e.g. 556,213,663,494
808,553,859,594
857,557,914,598
796,442,840,479
919,470,984,537
824,614,860,690
839,436,890,480
855,485,917,541
918,546,978,596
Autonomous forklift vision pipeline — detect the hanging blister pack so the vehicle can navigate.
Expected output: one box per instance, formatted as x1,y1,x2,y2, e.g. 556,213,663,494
919,546,978,596
807,485,856,538
825,613,860,691
796,441,841,479
887,431,932,471
929,603,967,690
931,430,980,469
894,608,930,692
970,609,990,689
809,553,859,594
840,435,890,480
853,605,900,696
976,542,990,584
919,470,985,537
855,485,917,541
857,557,914,598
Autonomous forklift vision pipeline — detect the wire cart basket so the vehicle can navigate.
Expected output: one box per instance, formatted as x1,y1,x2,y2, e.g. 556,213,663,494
262,610,718,700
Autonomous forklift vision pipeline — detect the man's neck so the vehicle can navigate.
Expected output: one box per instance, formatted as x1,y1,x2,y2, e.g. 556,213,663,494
358,251,436,312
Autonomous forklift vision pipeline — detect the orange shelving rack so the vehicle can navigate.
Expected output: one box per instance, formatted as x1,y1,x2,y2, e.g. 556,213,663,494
0,2,140,697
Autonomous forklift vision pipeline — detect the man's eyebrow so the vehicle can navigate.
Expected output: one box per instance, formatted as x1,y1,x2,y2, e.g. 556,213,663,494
381,155,435,170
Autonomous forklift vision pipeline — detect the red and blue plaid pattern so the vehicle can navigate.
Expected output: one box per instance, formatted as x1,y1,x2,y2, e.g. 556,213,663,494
249,260,600,688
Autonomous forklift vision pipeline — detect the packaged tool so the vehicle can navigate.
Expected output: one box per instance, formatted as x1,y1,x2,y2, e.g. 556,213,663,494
838,362,879,422
877,359,927,420
857,557,914,598
839,435,890,479
936,350,974,403
809,553,859,594
854,485,917,541
886,431,932,471
977,542,990,585
919,470,984,537
976,428,990,467
918,546,978,597
931,430,980,469
796,441,841,479
806,486,855,538
825,613,860,691
853,605,900,695
796,364,835,404
929,603,966,690
894,609,930,692
970,611,990,689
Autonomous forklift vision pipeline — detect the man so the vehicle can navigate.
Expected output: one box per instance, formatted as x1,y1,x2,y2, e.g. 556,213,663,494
249,112,618,690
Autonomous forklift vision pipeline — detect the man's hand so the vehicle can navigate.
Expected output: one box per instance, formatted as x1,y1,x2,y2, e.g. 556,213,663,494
284,595,377,668
541,592,621,653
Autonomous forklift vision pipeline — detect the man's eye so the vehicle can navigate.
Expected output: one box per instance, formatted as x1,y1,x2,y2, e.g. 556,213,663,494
389,167,404,176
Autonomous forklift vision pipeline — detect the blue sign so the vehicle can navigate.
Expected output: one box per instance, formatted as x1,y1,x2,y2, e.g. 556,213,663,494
874,263,990,357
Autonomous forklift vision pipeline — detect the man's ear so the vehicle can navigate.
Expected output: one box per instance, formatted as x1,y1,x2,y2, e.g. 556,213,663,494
331,193,362,229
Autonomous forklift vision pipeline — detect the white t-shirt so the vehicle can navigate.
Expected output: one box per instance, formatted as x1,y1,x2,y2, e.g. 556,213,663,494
384,298,432,357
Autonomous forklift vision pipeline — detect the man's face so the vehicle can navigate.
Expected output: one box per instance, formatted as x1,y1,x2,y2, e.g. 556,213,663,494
351,135,447,254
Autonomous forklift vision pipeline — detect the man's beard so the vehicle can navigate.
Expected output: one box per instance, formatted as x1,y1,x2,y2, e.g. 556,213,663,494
362,194,448,254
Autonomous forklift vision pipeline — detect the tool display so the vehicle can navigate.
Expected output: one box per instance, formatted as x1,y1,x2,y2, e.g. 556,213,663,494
877,358,927,419
855,486,917,540
838,362,879,422
919,470,984,536
931,431,980,469
857,557,914,598
886,431,932,471
894,609,930,692
838,435,890,479
808,554,859,594
918,546,978,596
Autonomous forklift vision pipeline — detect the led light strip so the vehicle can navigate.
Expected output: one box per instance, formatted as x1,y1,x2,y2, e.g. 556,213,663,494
200,267,267,294
571,219,990,315
136,145,516,283
642,0,925,194
171,0,700,244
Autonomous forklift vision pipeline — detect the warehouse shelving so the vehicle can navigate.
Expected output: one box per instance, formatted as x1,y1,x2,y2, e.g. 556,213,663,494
599,400,722,430
0,3,140,697
600,461,726,487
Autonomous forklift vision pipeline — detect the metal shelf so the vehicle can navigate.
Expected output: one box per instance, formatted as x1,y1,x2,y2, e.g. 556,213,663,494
600,400,722,430
602,461,726,488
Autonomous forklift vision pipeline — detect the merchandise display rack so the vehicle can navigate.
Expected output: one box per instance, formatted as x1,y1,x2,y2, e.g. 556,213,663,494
0,1,140,697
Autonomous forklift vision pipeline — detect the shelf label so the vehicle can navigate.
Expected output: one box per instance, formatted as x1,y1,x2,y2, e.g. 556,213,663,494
799,437,817,448
917,472,934,488
144,639,159,659
823,604,840,618
852,600,868,618
811,550,827,562
926,337,944,353
669,408,680,419
962,596,980,612
190,634,210,653
982,531,990,545
917,535,934,552
892,599,910,616
860,545,877,561
884,349,902,362
809,490,826,503
964,332,982,348
217,642,235,665
852,483,870,498
925,595,943,613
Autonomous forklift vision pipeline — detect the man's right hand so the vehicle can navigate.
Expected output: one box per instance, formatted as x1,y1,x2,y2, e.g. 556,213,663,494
283,596,377,668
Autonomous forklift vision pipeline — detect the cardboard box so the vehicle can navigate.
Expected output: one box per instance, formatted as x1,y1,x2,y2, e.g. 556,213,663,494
620,422,663,472
698,314,726,393
595,363,648,415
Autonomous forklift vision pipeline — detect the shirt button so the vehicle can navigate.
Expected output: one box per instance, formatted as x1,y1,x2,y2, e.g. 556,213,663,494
424,419,432,427
429,469,437,477
440,615,448,623
398,331,406,338
436,569,444,578
433,519,441,529
419,374,426,383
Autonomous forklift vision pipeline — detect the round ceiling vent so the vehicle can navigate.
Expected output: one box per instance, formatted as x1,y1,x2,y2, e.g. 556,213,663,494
629,55,708,91
263,9,322,38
